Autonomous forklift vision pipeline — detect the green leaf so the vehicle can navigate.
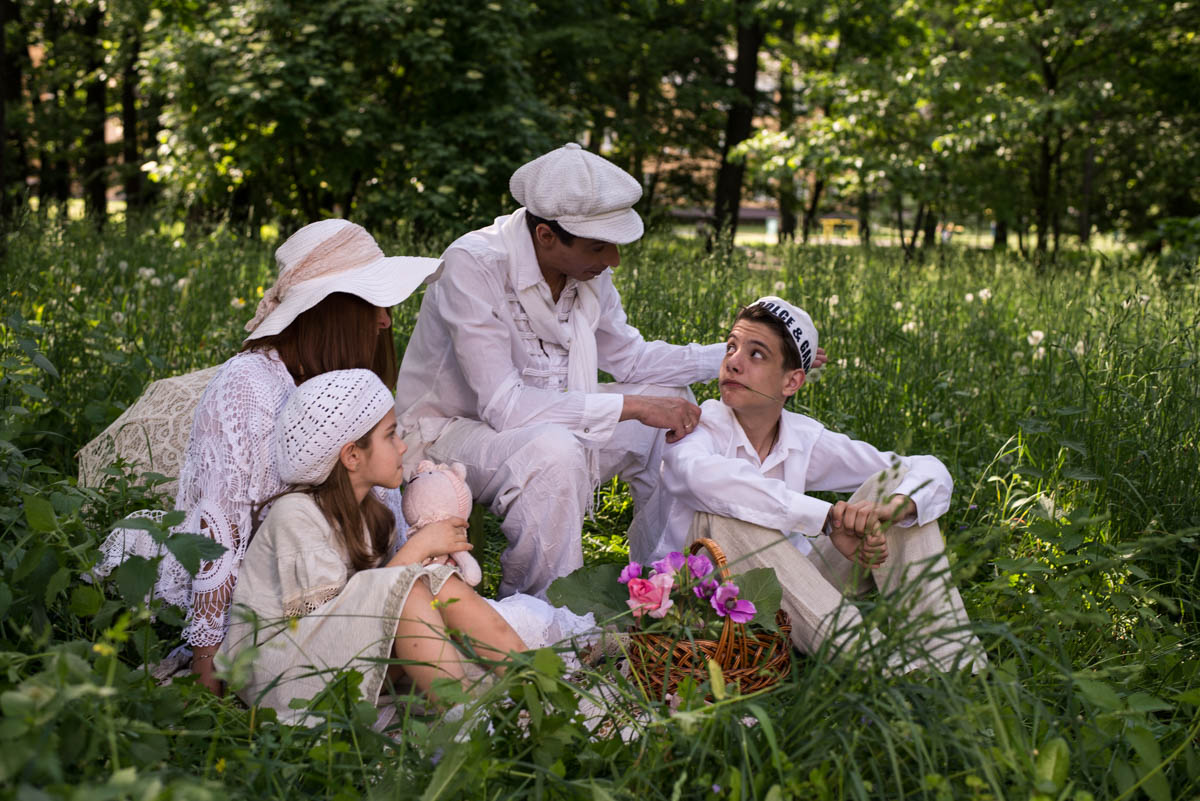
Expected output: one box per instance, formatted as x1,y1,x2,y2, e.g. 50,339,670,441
1074,678,1123,711
1034,736,1070,792
164,532,227,576
1174,688,1200,707
43,567,70,606
0,583,11,619
547,562,628,621
732,567,784,631
707,659,726,701
113,556,159,604
22,494,57,532
70,585,102,617
1062,467,1101,481
32,353,59,379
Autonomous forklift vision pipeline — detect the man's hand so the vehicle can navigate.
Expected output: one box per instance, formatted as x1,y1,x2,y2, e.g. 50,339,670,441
813,346,828,371
878,494,915,524
830,526,888,568
621,395,701,443
828,500,888,568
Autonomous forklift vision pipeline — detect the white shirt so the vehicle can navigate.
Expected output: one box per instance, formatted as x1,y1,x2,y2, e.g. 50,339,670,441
657,398,953,559
395,212,724,445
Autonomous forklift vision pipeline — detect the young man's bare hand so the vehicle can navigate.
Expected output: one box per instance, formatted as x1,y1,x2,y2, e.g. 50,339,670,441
622,395,701,443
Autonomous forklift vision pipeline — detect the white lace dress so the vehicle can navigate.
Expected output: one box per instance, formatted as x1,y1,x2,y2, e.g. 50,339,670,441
94,349,595,656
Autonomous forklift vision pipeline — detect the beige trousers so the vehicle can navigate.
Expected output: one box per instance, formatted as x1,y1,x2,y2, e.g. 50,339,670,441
687,467,987,673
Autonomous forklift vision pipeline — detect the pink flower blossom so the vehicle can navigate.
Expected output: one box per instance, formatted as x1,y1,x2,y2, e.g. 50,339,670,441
627,572,675,619
651,551,687,576
693,576,719,601
710,583,756,624
687,554,714,579
618,562,643,584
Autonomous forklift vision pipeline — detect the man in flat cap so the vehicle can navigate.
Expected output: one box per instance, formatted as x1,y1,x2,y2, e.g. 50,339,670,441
395,143,721,598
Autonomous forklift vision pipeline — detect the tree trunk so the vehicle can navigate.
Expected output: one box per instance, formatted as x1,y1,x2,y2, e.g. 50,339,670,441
800,176,824,244
0,0,11,220
711,1,763,240
121,29,144,212
993,219,1008,250
776,15,798,242
922,210,938,249
82,3,107,225
1078,141,1095,246
909,203,925,252
858,182,870,247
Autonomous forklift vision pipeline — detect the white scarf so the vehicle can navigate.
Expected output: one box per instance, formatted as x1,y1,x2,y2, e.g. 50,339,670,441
500,209,603,393
500,209,604,508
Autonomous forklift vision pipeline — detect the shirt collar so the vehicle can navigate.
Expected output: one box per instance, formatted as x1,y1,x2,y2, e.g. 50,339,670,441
503,208,556,293
713,400,803,470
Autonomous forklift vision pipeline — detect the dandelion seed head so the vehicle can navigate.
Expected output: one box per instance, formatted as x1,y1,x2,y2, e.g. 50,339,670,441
965,292,974,303
893,301,904,311
1027,330,1045,346
231,297,247,309
978,288,992,301
773,281,786,292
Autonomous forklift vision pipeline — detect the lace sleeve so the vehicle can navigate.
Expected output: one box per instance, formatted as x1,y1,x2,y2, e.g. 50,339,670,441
174,352,294,647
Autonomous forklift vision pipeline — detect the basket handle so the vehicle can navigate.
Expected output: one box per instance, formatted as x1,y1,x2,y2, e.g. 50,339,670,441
689,537,748,665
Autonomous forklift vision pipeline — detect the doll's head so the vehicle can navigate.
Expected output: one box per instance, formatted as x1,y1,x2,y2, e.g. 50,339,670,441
402,460,482,586
401,460,472,528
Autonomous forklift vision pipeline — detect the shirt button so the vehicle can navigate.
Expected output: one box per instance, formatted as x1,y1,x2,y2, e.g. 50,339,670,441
584,427,590,433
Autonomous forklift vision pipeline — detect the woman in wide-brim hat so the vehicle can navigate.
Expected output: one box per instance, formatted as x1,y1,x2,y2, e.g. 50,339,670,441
96,219,442,694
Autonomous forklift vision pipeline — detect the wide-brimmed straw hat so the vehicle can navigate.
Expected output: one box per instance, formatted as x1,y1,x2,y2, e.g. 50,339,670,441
510,143,644,244
244,219,442,342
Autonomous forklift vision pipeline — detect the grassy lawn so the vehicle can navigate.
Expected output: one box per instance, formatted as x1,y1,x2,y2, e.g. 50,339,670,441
1,217,1197,799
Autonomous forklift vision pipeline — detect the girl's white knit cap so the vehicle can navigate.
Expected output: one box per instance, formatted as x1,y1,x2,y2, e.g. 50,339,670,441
509,143,644,244
749,296,819,372
244,219,443,342
276,369,394,485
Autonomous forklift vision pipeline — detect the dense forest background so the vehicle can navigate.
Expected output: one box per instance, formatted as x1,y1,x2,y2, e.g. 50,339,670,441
1,0,1198,253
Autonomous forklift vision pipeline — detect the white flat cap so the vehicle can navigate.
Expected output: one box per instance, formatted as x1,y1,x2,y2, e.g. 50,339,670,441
510,143,644,244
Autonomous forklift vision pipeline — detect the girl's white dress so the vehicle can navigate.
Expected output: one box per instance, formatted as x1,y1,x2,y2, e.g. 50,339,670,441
221,492,595,724
219,492,460,722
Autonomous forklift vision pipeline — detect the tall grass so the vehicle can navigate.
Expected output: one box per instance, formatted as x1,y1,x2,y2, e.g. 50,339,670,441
1,217,1197,800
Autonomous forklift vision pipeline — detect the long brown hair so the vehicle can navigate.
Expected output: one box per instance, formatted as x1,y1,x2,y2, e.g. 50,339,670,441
244,292,398,389
306,427,396,571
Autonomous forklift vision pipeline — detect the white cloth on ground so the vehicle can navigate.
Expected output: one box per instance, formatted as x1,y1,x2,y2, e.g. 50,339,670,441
653,398,953,561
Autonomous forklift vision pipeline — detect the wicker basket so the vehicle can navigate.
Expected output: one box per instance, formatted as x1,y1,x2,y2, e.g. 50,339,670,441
627,537,792,699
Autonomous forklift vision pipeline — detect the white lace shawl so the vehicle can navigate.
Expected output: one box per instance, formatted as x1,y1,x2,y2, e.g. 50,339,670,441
95,349,407,647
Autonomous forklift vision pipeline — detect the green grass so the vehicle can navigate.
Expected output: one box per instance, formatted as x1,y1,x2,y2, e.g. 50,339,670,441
1,216,1198,800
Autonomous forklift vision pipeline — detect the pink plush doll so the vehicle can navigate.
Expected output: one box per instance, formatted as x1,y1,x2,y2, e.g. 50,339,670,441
401,460,483,586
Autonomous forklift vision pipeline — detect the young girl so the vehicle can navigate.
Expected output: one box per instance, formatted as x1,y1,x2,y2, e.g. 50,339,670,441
219,369,527,721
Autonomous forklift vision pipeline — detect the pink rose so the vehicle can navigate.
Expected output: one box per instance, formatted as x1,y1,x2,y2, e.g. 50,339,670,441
627,571,675,619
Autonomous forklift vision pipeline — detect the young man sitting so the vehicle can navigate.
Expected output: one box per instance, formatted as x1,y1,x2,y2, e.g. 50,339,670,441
658,297,987,672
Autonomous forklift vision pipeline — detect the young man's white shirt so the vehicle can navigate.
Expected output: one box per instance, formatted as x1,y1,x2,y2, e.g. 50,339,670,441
655,398,953,560
395,210,724,454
